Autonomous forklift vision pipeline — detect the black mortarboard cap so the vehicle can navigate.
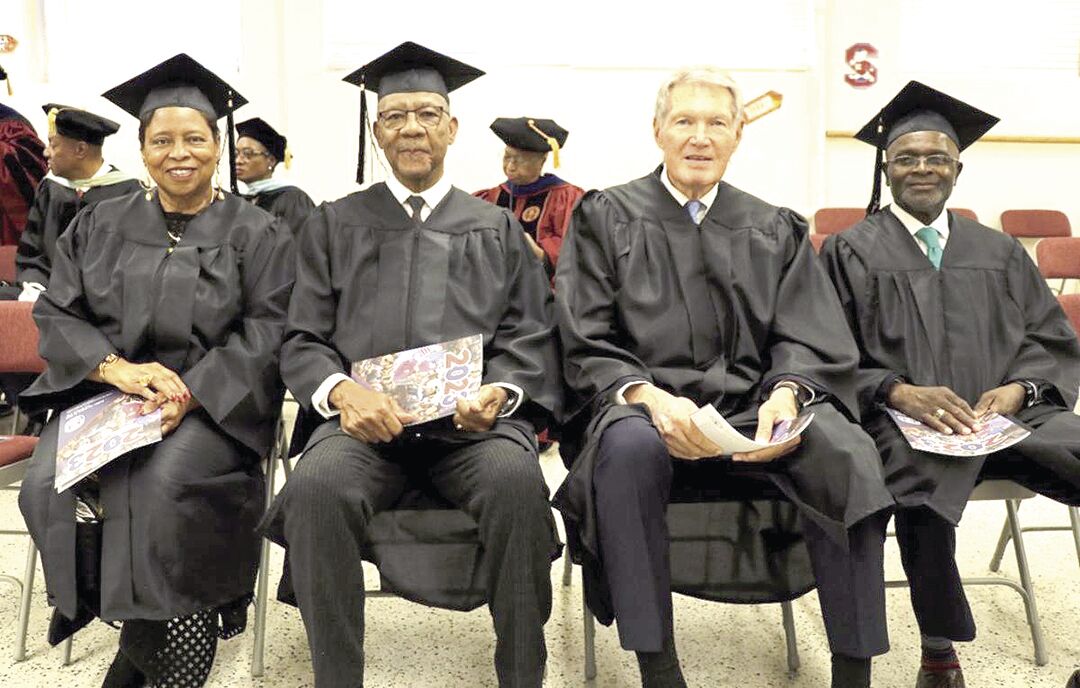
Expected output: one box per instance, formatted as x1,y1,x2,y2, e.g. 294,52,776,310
342,42,484,184
491,117,568,152
856,80,999,214
42,103,120,146
235,117,287,163
101,53,248,193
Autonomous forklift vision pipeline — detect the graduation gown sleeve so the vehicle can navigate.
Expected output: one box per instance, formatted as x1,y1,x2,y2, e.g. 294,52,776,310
819,234,901,414
555,190,655,409
279,203,349,411
15,180,54,285
22,206,123,411
758,209,862,413
264,186,315,236
181,217,295,454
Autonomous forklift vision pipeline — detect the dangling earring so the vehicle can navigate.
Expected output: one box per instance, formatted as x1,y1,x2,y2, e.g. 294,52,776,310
141,166,154,202
213,167,225,201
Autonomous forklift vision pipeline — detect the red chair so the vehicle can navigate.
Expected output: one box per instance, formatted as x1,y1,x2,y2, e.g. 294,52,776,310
813,208,865,235
1001,210,1072,239
1035,238,1080,294
0,245,17,283
809,233,828,254
949,208,978,222
1059,293,1080,332
0,302,46,661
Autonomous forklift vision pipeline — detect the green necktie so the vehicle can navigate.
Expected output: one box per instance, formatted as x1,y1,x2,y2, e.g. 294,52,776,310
915,226,943,269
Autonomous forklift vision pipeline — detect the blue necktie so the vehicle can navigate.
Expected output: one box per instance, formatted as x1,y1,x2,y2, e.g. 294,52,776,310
915,227,943,269
685,199,704,224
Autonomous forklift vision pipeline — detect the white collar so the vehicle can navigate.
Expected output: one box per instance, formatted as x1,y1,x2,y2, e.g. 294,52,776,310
383,172,454,212
889,202,950,242
47,160,109,189
659,165,719,213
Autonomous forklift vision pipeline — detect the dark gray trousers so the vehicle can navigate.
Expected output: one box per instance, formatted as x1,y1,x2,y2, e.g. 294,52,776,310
594,415,890,658
276,433,553,687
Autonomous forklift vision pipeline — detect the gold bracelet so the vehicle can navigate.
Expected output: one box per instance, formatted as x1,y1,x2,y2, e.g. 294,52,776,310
98,353,120,379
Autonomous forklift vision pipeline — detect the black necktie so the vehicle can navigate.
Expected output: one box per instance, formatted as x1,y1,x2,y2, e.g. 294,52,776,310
406,195,425,223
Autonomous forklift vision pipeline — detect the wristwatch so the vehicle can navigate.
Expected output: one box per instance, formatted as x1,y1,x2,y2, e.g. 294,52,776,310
773,380,815,410
1017,380,1043,409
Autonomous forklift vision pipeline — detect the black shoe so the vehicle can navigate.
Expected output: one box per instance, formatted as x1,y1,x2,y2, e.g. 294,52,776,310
102,647,146,687
47,605,96,646
1066,669,1079,688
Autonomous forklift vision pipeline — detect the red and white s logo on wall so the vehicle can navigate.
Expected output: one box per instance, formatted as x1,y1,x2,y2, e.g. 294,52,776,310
844,43,879,88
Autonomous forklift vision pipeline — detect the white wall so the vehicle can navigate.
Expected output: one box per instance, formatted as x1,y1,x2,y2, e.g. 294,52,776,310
3,0,1076,232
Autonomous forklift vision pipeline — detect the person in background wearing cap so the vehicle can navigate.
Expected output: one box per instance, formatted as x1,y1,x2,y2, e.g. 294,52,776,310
16,104,141,301
260,42,561,688
821,81,1080,688
555,67,895,688
235,116,315,235
474,117,583,281
0,64,48,249
17,53,293,687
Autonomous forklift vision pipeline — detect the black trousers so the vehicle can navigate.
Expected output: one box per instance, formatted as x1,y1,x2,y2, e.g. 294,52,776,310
274,432,554,688
594,415,890,658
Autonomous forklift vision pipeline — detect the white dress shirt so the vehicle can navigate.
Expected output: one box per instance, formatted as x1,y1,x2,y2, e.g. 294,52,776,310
889,203,950,256
311,173,524,420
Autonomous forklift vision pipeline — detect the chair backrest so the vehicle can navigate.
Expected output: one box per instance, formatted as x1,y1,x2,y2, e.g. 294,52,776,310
949,208,978,222
809,233,828,254
1001,209,1071,238
0,244,17,283
1059,294,1080,335
1035,237,1080,280
0,302,45,374
813,208,865,235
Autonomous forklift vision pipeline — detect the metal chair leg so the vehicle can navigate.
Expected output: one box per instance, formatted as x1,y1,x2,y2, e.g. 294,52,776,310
62,636,73,665
781,600,800,673
1005,499,1048,666
583,587,596,680
561,551,573,587
1070,507,1080,568
251,450,278,677
989,517,1011,572
14,538,38,661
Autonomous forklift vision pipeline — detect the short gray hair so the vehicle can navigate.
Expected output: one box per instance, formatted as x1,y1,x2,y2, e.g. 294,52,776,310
654,68,743,124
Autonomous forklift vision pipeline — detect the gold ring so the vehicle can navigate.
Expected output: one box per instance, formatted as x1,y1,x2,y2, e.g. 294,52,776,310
454,423,464,431
934,408,946,418
139,375,153,387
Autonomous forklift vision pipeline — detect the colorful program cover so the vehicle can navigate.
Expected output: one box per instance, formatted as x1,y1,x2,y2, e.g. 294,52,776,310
886,409,1030,457
690,405,815,455
54,390,163,492
350,334,484,426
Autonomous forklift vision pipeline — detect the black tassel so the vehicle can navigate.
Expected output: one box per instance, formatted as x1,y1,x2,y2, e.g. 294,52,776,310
357,85,367,185
226,93,238,194
865,118,886,216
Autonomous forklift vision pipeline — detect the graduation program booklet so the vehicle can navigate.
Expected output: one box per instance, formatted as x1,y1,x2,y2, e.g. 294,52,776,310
55,390,163,493
690,405,814,455
350,334,484,426
886,408,1030,457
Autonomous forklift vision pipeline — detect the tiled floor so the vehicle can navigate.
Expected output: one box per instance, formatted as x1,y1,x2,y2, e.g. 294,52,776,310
0,445,1077,687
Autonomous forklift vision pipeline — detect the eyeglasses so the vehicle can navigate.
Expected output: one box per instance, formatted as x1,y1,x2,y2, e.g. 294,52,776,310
886,154,959,171
236,148,269,160
377,106,447,130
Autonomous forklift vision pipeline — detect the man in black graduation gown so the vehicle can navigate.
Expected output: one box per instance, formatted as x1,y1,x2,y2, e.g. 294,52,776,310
261,43,561,688
17,104,141,297
821,81,1080,688
234,116,315,234
554,68,894,688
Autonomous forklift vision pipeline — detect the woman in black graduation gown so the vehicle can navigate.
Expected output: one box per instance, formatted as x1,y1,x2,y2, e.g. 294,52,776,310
17,54,293,687
234,117,314,234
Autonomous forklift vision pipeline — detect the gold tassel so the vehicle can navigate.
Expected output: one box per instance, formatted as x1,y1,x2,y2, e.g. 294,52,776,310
5,76,11,96
284,144,292,170
47,107,59,137
527,119,560,168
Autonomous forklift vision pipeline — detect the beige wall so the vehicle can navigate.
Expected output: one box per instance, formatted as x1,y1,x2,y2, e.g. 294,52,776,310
3,0,1076,233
